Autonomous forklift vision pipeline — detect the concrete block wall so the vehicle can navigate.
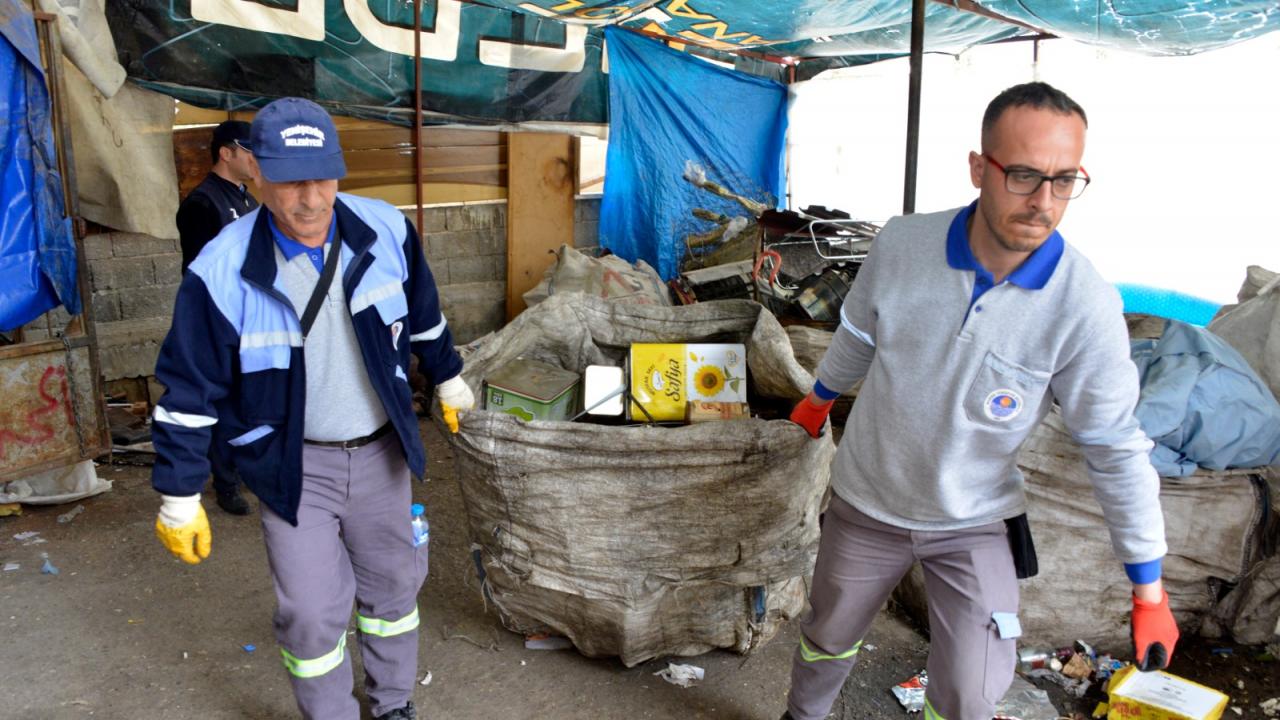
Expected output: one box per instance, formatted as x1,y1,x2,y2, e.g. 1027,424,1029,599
413,202,507,346
413,197,600,345
87,232,183,381
574,195,601,251
25,198,602,384
21,232,182,382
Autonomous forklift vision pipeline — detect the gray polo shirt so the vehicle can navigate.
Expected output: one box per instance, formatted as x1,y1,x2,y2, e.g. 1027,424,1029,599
816,203,1166,566
273,228,388,443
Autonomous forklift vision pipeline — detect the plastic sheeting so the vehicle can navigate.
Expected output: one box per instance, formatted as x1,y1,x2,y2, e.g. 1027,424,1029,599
102,1,1280,124
1118,283,1221,327
0,459,111,505
599,27,786,280
0,0,78,331
974,1,1280,57
35,0,125,98
483,1,1280,61
1131,321,1280,477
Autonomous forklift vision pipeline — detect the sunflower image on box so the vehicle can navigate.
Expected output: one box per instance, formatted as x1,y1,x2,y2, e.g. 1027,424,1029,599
629,344,747,421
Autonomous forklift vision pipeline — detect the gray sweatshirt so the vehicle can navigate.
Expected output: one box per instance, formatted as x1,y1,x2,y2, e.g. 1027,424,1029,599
817,205,1166,565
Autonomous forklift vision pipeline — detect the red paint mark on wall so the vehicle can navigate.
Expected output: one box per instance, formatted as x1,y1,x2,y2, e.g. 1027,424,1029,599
0,365,73,460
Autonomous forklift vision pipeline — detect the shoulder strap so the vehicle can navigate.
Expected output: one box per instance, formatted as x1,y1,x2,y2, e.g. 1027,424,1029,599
300,239,341,339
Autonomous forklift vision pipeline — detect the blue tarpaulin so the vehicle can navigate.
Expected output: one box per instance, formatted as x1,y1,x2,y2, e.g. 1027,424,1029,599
0,0,78,332
1131,320,1280,477
599,26,786,280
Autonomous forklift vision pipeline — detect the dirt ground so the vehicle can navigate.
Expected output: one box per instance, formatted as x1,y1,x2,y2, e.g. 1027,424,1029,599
1,419,1276,719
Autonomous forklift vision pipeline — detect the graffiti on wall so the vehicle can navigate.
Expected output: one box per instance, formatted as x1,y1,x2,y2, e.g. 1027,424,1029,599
0,359,80,473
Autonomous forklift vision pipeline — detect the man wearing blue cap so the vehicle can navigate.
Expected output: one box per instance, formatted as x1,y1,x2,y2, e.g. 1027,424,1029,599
174,119,258,516
149,97,474,720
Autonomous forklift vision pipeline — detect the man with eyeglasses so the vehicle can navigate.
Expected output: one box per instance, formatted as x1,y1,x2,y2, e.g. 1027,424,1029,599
174,120,260,516
782,82,1177,720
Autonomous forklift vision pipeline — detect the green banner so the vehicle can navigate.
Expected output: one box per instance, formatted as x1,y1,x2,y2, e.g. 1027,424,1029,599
108,0,611,123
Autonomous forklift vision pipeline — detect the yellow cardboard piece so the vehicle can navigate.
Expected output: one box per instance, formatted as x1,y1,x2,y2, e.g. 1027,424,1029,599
1106,666,1229,720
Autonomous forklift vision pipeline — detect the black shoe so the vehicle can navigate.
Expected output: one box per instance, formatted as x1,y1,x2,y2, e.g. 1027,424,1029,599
374,701,416,720
215,487,251,516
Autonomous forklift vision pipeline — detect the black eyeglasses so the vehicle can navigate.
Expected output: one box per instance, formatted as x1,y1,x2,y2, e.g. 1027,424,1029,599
984,155,1090,200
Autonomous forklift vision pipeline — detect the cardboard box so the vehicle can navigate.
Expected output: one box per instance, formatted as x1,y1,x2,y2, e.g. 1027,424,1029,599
628,344,747,422
483,358,580,422
1106,666,1229,720
685,401,750,423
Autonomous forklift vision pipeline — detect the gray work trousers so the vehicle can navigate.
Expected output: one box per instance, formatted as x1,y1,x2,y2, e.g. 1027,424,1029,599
787,495,1019,720
260,433,428,720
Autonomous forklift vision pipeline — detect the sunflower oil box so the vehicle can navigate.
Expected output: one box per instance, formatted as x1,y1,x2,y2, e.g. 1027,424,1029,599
628,344,747,422
483,358,580,422
1105,666,1228,720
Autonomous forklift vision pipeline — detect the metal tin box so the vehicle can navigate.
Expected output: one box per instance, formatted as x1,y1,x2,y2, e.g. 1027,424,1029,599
483,358,580,422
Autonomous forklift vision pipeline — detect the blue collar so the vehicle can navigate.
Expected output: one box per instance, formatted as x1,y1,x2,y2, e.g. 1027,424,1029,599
267,212,335,262
241,197,378,294
945,200,1063,290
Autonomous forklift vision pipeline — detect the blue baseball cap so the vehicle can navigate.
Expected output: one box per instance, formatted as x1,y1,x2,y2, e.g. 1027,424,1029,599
250,97,346,183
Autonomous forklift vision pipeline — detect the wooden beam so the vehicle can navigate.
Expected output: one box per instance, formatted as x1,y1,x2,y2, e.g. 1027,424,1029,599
506,132,575,321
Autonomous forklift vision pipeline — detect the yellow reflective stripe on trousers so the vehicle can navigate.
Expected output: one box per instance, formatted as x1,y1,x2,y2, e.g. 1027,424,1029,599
923,697,946,720
798,636,861,663
356,605,420,638
280,634,346,679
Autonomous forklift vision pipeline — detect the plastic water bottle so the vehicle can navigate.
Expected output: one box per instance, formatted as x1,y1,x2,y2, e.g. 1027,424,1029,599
410,503,429,548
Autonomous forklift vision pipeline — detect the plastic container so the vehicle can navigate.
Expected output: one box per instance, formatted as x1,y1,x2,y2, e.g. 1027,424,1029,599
411,503,429,548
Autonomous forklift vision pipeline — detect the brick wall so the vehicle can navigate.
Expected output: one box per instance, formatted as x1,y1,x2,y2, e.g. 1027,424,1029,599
35,197,602,384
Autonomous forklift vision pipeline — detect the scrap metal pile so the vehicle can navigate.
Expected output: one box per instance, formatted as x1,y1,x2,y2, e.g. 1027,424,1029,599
673,202,880,326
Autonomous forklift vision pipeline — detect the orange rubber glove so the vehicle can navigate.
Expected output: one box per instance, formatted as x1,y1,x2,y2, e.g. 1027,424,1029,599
1132,590,1179,671
789,392,835,438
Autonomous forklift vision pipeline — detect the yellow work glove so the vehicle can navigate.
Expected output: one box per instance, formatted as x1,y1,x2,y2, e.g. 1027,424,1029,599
436,375,475,433
155,494,212,564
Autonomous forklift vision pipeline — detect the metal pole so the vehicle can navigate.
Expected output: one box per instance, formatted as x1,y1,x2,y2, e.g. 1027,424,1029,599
786,62,796,211
903,0,925,215
413,0,425,236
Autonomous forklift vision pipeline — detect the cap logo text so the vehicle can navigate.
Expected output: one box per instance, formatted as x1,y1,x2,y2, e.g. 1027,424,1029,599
280,125,326,147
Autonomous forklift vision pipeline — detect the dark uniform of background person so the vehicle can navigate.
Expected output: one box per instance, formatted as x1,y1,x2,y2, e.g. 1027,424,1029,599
173,120,258,515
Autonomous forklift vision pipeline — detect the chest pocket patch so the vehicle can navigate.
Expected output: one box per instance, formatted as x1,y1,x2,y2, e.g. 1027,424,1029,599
964,351,1050,429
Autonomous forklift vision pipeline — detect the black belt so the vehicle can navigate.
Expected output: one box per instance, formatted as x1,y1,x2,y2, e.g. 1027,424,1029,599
304,422,393,450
